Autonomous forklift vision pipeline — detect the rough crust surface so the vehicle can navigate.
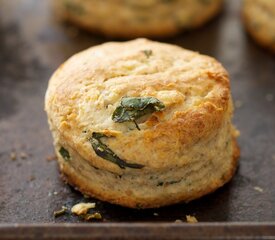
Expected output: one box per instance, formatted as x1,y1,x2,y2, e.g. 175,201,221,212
243,0,275,53
45,39,240,208
54,0,223,38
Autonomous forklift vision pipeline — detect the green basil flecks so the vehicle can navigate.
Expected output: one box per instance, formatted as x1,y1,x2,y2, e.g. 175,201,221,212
112,97,165,130
142,50,153,58
157,179,181,187
89,132,144,169
59,147,70,161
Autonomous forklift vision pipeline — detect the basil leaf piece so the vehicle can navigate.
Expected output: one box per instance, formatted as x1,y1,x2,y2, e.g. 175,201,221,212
59,147,70,161
112,97,165,129
89,132,144,169
157,179,181,186
142,50,153,58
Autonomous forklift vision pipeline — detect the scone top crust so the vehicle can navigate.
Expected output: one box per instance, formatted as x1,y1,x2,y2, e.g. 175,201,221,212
45,39,231,173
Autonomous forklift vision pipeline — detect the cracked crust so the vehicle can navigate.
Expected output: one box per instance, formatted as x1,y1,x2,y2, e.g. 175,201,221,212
54,0,223,38
243,0,275,53
45,39,240,208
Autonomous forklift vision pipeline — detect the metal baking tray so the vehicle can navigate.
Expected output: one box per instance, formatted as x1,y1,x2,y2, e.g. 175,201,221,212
0,0,275,239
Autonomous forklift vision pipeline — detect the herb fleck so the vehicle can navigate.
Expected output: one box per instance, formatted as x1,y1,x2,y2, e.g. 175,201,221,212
157,179,181,186
157,182,164,186
161,0,177,3
90,132,144,169
142,49,153,58
59,147,70,161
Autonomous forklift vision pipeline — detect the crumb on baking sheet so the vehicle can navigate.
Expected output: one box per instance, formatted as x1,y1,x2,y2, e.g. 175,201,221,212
186,215,198,223
235,100,243,108
53,206,68,217
254,186,264,193
10,152,17,161
46,155,57,161
28,175,35,182
175,219,183,223
20,152,28,159
83,212,102,221
153,212,159,216
71,202,96,215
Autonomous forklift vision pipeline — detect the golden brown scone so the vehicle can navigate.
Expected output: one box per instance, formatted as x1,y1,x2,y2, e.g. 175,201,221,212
54,0,223,38
45,39,240,209
243,0,275,53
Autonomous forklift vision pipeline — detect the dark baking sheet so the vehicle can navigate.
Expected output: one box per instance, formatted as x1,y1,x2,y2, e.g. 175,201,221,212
0,0,275,238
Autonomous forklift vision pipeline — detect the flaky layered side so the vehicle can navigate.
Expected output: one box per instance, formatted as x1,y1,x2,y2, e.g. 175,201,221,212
243,0,275,53
45,39,239,208
54,0,223,38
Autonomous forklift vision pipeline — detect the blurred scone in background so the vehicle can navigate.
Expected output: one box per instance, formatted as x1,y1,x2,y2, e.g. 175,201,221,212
54,0,223,38
243,0,275,53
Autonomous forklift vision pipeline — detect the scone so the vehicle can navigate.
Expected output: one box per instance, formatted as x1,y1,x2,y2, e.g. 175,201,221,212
45,39,240,209
243,0,275,52
54,0,223,38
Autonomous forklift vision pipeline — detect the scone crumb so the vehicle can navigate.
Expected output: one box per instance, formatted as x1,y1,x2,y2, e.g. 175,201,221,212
20,152,28,159
235,100,243,108
54,206,68,217
175,219,183,223
254,186,264,193
71,202,96,215
10,152,17,161
141,49,153,58
28,175,35,182
46,155,57,161
186,215,198,223
83,212,102,221
153,212,159,216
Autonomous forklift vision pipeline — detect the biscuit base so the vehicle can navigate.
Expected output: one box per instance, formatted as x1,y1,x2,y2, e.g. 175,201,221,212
57,138,239,209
